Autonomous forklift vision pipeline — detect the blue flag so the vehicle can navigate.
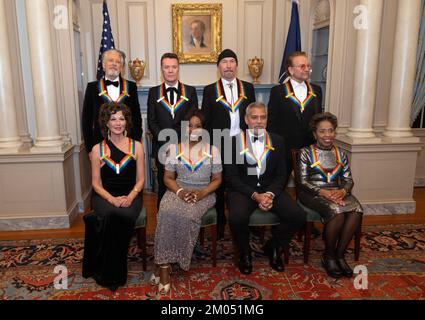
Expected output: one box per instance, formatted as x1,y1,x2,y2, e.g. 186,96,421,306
278,0,301,84
96,0,115,80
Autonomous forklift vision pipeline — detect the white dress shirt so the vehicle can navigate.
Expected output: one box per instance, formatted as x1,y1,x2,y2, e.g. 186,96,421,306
165,82,179,106
290,78,307,104
106,76,120,101
222,78,240,137
247,131,265,178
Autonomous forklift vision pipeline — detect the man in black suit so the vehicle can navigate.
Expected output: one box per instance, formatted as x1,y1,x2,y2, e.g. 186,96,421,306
201,49,256,239
147,53,198,208
82,49,142,156
225,102,306,275
267,51,322,177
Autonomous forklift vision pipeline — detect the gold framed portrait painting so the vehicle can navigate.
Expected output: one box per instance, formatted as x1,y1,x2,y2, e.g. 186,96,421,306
172,3,222,63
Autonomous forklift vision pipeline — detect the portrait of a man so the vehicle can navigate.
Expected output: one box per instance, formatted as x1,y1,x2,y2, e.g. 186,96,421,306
172,3,222,63
189,19,207,49
182,15,211,54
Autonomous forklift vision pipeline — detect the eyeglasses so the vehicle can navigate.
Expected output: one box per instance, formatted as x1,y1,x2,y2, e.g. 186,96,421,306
291,64,312,70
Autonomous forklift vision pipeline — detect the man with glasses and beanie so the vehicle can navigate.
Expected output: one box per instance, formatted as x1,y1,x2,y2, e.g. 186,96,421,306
201,49,256,239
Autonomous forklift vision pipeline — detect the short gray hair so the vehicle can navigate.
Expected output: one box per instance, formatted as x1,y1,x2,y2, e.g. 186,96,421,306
102,49,126,66
245,101,267,117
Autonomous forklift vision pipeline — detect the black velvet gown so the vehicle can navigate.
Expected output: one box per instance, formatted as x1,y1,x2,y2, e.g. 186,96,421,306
82,139,142,291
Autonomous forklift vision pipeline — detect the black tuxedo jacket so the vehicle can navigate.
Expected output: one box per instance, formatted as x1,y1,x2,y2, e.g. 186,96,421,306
201,79,255,136
147,82,198,152
224,132,288,198
81,77,142,152
267,81,322,151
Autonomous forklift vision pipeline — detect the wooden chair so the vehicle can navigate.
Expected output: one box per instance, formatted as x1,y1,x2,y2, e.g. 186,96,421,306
134,206,147,270
291,149,362,263
199,207,218,267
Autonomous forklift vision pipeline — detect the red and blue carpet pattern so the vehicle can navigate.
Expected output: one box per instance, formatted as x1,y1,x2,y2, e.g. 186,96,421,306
1,224,425,300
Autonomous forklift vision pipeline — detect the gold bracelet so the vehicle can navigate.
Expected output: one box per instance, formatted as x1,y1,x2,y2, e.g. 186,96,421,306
131,187,140,194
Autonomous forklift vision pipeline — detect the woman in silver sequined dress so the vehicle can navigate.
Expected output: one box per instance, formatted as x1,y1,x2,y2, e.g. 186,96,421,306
297,112,363,279
152,109,222,295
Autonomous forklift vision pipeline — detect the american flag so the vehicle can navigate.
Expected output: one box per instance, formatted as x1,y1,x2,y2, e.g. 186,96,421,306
96,0,115,80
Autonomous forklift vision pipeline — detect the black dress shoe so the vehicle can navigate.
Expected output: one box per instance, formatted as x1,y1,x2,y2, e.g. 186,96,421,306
336,257,353,278
238,254,252,275
321,254,343,278
263,240,284,272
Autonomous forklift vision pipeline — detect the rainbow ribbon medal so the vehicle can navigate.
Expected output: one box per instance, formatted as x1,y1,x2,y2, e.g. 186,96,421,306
239,131,275,169
157,83,189,118
175,143,212,172
215,79,247,113
99,138,136,174
283,81,316,113
309,144,343,183
98,78,130,103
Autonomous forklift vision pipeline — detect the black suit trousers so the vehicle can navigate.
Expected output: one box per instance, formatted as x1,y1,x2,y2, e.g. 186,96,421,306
227,191,306,255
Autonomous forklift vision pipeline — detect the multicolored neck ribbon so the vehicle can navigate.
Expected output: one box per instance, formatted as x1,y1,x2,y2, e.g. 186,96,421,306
283,81,316,113
239,131,275,169
99,138,136,174
98,78,130,103
309,144,343,183
175,143,212,172
215,79,247,113
156,83,189,118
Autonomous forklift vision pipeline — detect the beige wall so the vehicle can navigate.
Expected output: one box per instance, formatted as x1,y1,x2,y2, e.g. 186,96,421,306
78,0,296,86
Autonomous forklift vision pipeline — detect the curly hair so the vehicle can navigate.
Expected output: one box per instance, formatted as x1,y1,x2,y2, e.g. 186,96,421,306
184,108,206,128
98,103,133,138
309,112,338,132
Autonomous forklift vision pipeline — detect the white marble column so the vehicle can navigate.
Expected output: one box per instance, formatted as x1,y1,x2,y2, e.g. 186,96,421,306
383,0,421,143
346,0,383,143
25,0,63,151
0,0,22,152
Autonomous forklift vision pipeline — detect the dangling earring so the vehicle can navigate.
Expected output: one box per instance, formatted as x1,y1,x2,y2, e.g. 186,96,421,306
107,128,111,141
124,129,128,137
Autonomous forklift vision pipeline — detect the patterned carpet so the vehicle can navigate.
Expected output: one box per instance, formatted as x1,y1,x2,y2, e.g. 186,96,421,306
1,224,425,300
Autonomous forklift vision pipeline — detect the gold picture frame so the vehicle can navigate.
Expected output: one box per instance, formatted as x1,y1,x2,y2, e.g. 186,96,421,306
172,3,222,64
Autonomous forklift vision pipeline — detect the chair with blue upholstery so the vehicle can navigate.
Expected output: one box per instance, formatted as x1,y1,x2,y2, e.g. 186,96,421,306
291,149,361,264
231,209,290,266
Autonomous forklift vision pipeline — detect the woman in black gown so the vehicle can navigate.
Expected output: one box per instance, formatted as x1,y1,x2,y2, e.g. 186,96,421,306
82,102,145,291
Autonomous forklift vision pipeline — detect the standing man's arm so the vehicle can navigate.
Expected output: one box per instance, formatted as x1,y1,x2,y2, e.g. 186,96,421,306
315,85,323,114
247,82,256,104
129,82,143,141
266,86,280,136
189,86,199,109
147,88,161,141
201,86,212,134
82,84,94,154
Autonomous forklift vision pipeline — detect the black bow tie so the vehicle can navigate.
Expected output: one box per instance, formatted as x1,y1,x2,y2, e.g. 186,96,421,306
105,79,119,87
166,87,179,104
252,135,263,143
